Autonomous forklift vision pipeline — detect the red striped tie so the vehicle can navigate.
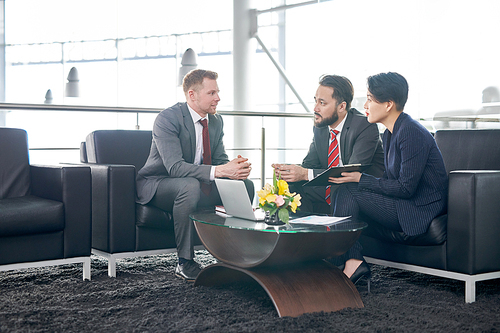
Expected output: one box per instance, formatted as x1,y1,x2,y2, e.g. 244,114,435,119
200,118,212,195
325,129,339,205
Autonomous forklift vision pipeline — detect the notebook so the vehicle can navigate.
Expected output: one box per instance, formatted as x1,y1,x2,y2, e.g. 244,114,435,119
215,179,265,221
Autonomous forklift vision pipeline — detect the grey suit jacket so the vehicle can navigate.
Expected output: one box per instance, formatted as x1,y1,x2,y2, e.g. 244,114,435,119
136,102,229,205
302,108,385,179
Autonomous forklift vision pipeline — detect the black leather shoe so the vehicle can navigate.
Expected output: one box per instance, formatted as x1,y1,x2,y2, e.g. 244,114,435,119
350,260,371,293
175,260,202,281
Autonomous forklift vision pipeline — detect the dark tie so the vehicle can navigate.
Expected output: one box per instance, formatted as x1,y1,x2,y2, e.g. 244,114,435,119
325,129,339,205
199,118,212,195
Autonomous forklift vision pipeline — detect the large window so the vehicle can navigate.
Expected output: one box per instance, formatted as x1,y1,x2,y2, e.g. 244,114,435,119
3,0,500,165
7,0,500,114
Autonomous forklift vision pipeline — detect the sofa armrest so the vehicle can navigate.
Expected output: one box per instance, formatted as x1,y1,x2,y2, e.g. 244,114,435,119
87,164,137,253
30,164,92,258
447,170,500,274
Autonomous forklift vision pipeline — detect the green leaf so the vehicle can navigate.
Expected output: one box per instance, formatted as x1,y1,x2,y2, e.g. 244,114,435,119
278,208,289,223
273,167,277,193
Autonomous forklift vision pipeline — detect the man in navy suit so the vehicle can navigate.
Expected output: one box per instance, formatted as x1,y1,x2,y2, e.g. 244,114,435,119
272,74,385,214
136,69,254,281
330,72,448,283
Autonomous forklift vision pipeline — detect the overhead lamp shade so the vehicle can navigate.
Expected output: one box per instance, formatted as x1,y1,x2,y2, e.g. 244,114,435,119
65,67,80,97
178,48,198,86
44,89,53,104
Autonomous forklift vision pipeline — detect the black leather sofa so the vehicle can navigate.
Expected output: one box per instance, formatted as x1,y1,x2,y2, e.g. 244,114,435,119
0,127,92,280
82,130,202,277
360,129,500,302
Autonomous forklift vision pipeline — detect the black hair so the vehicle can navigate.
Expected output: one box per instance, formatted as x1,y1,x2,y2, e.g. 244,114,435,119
367,72,408,111
318,74,354,111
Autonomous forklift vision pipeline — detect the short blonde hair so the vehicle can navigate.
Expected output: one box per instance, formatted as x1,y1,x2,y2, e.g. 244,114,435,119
182,69,218,95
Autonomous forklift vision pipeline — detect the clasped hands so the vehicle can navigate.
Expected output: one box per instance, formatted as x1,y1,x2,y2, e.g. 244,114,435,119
215,155,252,180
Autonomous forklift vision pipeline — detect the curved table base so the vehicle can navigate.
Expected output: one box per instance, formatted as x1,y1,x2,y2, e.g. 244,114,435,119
194,261,364,317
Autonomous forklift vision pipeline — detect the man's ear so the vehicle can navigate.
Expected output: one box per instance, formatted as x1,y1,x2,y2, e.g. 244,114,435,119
187,89,196,101
338,101,347,113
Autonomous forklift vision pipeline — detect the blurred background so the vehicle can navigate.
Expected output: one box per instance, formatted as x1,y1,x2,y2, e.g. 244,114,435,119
2,0,499,171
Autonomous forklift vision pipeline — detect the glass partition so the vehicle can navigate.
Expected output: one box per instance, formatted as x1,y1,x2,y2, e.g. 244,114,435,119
2,1,500,170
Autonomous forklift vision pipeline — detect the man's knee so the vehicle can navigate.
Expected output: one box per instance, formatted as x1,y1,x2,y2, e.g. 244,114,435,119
289,181,307,194
175,177,202,207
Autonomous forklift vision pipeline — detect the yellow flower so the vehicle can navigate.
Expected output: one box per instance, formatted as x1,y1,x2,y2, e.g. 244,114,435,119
289,194,302,213
257,183,274,205
277,179,289,196
265,193,277,204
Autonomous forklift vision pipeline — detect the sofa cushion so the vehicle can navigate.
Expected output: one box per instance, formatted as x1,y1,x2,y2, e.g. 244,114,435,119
362,214,447,246
135,203,173,229
0,195,64,237
0,128,31,199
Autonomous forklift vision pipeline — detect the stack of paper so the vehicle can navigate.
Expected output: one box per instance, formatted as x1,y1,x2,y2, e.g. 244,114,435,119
289,215,351,225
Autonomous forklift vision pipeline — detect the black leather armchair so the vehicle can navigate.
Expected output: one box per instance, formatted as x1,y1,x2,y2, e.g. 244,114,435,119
360,129,500,302
0,128,91,280
82,130,202,277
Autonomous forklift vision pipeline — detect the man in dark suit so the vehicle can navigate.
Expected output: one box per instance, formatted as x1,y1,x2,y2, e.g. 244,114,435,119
136,69,254,281
272,74,384,214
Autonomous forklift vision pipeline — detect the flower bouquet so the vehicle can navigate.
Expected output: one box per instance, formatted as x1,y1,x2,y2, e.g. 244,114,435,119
257,168,301,224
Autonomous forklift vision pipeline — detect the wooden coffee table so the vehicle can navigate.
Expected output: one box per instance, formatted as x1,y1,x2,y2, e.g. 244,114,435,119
190,211,367,317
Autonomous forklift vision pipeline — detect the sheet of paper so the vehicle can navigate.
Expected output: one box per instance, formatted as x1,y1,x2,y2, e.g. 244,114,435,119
289,215,351,225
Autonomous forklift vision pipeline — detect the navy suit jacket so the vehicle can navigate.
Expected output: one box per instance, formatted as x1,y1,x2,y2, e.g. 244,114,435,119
359,112,448,236
136,102,229,205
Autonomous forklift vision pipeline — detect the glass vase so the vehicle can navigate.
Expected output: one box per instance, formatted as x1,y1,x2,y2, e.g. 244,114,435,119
264,210,285,225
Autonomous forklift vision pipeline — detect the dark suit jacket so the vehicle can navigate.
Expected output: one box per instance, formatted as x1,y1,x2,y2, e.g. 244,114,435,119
302,108,385,179
136,102,229,205
359,112,448,236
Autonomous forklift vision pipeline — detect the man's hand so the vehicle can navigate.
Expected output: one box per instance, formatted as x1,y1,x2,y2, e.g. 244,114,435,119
215,155,252,180
328,171,361,184
271,163,308,183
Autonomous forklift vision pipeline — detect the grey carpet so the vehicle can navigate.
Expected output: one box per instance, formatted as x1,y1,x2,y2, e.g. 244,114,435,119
1,250,499,332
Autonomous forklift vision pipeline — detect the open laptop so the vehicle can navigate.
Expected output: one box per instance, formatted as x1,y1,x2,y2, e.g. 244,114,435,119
215,178,265,221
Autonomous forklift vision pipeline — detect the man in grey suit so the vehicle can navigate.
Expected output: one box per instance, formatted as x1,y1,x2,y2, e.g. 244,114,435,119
136,69,254,280
272,74,384,214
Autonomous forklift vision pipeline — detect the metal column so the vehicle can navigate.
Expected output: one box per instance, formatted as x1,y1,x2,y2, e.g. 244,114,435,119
233,0,261,187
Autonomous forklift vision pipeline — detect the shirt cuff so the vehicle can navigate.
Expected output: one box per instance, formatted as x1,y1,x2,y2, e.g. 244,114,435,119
210,166,216,181
308,169,314,181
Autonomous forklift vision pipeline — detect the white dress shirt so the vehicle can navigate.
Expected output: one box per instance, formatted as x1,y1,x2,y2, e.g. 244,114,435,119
307,115,346,180
187,104,216,181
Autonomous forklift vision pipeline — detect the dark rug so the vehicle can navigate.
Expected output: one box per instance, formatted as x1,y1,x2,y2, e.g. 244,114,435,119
1,250,500,332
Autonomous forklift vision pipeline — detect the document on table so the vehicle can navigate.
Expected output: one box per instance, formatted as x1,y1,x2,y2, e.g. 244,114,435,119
289,215,351,226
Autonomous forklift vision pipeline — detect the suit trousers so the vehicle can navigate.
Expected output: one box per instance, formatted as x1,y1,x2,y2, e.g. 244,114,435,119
328,182,403,265
150,177,254,260
289,181,331,214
